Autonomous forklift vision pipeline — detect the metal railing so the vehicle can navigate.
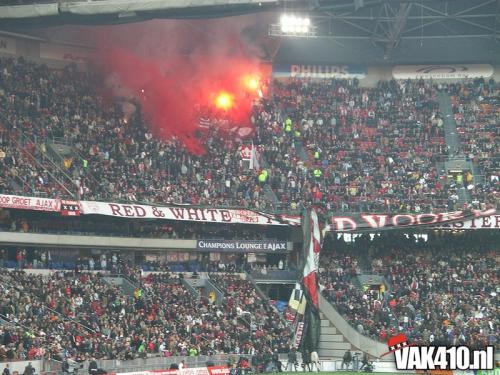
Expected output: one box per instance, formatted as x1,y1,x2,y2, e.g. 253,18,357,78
93,353,290,375
0,113,76,198
0,276,96,334
8,133,75,198
19,130,78,191
245,272,294,335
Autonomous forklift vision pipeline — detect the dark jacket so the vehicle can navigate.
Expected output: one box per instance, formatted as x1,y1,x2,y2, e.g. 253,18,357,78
23,364,35,375
88,361,98,375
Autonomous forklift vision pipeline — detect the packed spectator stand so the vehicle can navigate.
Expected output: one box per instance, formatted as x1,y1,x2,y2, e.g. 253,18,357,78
1,57,498,212
0,268,290,361
449,80,500,207
0,56,499,366
320,232,499,350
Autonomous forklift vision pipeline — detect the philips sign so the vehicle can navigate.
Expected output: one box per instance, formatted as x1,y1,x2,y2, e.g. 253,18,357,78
273,63,366,79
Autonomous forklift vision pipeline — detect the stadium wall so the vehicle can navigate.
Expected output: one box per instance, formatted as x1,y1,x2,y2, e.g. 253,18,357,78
0,231,293,252
0,33,90,70
2,33,500,83
0,360,42,374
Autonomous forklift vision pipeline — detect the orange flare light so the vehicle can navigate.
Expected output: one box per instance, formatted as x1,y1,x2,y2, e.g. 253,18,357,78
243,75,260,91
215,91,234,111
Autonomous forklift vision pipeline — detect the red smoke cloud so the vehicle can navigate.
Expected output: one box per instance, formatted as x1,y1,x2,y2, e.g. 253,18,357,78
94,18,269,155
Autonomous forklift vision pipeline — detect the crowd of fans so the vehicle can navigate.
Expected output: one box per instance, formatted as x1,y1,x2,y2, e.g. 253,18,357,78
1,57,497,212
0,55,498,364
449,79,499,207
0,269,291,361
320,232,499,349
210,274,291,352
0,246,288,275
266,79,451,213
0,58,270,208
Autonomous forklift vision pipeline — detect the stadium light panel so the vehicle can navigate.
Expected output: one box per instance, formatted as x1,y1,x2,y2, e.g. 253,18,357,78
279,14,311,35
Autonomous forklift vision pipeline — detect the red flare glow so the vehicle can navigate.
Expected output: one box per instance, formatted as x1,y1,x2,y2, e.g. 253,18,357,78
215,91,234,111
242,74,260,91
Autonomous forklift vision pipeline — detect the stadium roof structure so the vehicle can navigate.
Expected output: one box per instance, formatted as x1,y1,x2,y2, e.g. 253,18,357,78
1,0,499,64
274,0,500,65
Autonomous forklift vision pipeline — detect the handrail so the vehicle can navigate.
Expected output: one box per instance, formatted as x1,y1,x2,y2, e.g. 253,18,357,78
245,271,294,334
207,273,227,296
8,133,75,198
0,311,33,332
17,129,79,192
0,112,76,198
207,273,253,327
319,294,389,358
70,146,103,195
6,174,36,196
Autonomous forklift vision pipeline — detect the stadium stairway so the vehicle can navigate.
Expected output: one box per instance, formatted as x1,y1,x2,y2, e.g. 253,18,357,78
103,275,138,296
295,139,309,163
437,94,476,207
0,113,78,198
5,175,30,196
257,152,281,209
437,92,462,156
185,276,220,304
318,313,352,358
318,294,388,360
245,272,295,331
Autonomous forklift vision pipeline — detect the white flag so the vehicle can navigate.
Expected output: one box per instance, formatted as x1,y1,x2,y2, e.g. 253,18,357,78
249,142,260,170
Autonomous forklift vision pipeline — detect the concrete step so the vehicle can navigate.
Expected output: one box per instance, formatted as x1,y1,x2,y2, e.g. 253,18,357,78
320,334,344,342
320,319,331,327
321,326,337,335
319,341,351,351
318,349,348,359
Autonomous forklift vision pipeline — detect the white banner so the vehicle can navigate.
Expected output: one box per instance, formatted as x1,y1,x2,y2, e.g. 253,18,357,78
0,36,16,55
392,64,494,79
0,194,60,212
325,210,498,232
0,193,496,230
434,214,500,230
80,200,300,226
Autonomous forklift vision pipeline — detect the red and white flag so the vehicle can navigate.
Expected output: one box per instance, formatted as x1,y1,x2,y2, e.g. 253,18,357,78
299,208,322,352
240,142,260,170
302,208,321,308
61,200,81,216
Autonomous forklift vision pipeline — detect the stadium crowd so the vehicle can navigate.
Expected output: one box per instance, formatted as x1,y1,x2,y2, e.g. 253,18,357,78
266,78,451,213
0,269,291,361
0,55,498,364
449,79,500,207
0,245,289,275
320,232,499,349
1,57,497,212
